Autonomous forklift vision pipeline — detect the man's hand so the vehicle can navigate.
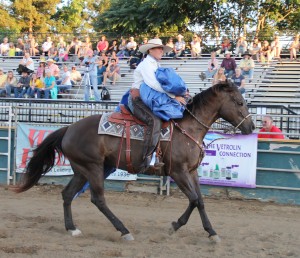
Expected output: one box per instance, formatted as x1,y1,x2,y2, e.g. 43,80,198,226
175,96,186,105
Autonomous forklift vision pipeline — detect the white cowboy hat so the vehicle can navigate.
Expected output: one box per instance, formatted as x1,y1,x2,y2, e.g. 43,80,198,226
46,58,55,63
224,51,232,55
139,38,172,54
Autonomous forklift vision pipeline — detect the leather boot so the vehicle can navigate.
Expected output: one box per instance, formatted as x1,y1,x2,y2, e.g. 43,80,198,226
145,155,164,170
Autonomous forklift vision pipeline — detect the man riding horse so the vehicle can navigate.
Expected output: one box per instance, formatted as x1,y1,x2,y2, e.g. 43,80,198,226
128,38,187,172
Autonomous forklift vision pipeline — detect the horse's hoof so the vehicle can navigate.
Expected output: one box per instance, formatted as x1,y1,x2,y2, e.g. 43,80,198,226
168,223,176,235
209,234,221,243
122,233,134,241
68,228,82,237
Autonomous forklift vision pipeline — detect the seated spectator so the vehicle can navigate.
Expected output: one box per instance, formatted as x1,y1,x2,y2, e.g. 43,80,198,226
27,73,43,98
117,38,127,57
57,37,68,62
0,37,9,56
126,36,137,56
0,68,7,97
258,116,284,139
289,35,299,61
260,41,272,64
70,66,82,85
239,52,255,82
14,71,30,98
212,67,226,85
36,69,57,99
15,38,25,56
128,50,143,69
56,66,72,93
235,36,247,56
103,58,120,85
36,60,46,79
109,50,119,64
98,51,108,67
97,35,109,54
190,34,201,58
97,60,106,86
220,51,237,78
249,42,261,61
165,37,175,57
48,43,59,62
173,34,186,57
46,58,60,79
17,51,34,74
200,51,219,80
29,36,39,56
8,42,16,57
67,37,81,61
231,68,246,94
141,37,148,45
270,36,282,58
107,40,118,56
220,37,231,54
57,36,67,49
4,70,17,97
42,36,53,56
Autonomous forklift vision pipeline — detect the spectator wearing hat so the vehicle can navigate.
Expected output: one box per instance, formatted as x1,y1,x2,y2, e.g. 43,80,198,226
36,60,46,79
258,116,284,139
17,51,34,75
14,71,31,98
239,52,255,83
174,34,186,58
126,37,137,56
46,58,60,78
220,51,237,78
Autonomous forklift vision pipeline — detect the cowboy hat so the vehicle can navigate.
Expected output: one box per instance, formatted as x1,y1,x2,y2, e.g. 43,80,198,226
138,38,172,54
46,58,55,63
242,51,252,57
224,51,232,55
177,34,184,39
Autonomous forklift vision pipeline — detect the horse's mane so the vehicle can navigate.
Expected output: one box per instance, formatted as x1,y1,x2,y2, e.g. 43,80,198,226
186,80,236,112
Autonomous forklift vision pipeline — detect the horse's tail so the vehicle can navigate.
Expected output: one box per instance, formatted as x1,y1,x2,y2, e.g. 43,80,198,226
14,126,69,193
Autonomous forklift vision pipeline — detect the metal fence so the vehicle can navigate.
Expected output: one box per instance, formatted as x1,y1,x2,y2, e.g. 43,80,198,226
0,98,299,138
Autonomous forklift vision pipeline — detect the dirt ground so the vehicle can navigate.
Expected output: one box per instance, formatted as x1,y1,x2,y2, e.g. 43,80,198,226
0,184,299,258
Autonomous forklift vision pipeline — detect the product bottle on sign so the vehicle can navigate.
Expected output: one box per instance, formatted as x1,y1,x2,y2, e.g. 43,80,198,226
226,166,232,180
213,164,220,179
231,165,239,179
209,167,214,178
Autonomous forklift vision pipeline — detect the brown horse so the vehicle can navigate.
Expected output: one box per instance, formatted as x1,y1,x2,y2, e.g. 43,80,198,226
15,81,255,242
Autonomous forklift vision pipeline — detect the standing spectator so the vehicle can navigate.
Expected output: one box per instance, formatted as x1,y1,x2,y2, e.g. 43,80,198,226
239,52,255,83
235,36,248,56
46,58,60,78
231,68,246,94
165,37,175,57
117,38,127,57
37,69,57,99
126,36,137,56
220,51,237,78
27,73,43,98
102,58,120,85
14,71,30,98
260,41,272,64
70,66,82,86
29,36,39,56
97,35,109,54
42,36,53,56
15,38,25,56
200,51,219,80
173,34,185,58
81,49,101,101
0,68,7,96
289,35,299,61
0,37,9,56
190,34,201,58
8,42,16,57
17,51,35,74
271,36,282,58
56,66,72,93
258,116,284,139
212,67,226,85
4,71,17,97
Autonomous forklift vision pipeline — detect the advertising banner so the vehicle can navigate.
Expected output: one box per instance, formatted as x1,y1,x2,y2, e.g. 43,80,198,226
16,123,137,180
198,132,258,188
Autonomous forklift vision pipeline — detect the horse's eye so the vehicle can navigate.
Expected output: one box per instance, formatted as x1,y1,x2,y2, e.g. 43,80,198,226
236,100,243,106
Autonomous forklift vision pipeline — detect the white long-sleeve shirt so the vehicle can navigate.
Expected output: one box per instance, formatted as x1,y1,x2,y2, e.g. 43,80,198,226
132,55,174,98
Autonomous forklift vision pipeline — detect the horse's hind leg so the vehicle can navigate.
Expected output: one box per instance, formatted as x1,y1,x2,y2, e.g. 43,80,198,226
61,170,87,236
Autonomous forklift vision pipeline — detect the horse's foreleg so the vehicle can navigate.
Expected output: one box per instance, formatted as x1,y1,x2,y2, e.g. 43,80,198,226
61,171,87,236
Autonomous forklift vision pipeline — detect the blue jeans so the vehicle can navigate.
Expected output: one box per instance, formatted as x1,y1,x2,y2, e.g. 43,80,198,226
5,84,14,97
225,69,234,78
97,66,106,85
84,74,100,101
241,69,254,80
57,84,72,92
13,87,27,98
36,88,50,99
205,69,217,79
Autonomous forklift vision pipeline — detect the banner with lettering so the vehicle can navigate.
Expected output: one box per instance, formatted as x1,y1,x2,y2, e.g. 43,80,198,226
198,132,257,188
15,123,137,180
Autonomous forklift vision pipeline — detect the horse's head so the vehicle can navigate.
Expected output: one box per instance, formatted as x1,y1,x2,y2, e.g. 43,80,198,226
213,80,255,134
